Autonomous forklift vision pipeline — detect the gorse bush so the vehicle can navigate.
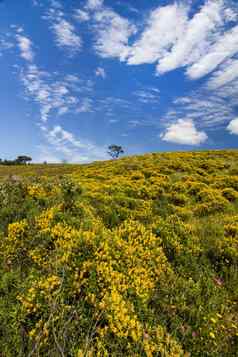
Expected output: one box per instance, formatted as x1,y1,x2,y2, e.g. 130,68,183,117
0,150,238,356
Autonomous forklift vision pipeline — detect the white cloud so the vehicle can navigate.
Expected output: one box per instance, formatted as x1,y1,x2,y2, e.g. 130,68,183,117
50,0,62,9
87,0,104,10
16,34,34,62
43,4,82,54
46,125,85,149
133,89,160,104
76,98,93,113
224,7,238,22
227,118,238,134
95,67,106,78
127,3,188,65
64,75,94,93
215,77,238,110
94,8,137,60
14,26,94,123
96,96,133,117
164,89,234,130
0,36,13,55
156,0,224,74
40,125,108,163
90,0,238,88
64,74,81,83
20,64,93,122
74,9,90,22
160,119,208,145
51,19,81,53
126,0,238,81
187,25,238,79
207,59,238,89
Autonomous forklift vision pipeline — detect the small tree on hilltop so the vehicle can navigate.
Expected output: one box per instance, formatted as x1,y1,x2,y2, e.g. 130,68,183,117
107,145,124,160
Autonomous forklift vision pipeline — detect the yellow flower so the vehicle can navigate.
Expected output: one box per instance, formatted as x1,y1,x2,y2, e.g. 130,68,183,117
8,220,28,241
209,332,215,339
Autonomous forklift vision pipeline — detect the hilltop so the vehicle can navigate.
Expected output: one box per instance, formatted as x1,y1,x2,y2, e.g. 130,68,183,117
0,150,238,356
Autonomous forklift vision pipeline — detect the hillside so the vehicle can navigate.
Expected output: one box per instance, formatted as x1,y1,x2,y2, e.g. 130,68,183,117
0,150,238,356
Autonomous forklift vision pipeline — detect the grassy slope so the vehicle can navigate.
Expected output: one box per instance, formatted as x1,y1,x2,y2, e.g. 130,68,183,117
0,150,238,356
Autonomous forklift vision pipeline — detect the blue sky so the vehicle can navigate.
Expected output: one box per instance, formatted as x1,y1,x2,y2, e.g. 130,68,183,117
0,0,238,162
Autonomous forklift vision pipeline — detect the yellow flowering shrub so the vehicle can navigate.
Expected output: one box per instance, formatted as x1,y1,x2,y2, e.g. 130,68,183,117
35,205,61,233
27,184,48,199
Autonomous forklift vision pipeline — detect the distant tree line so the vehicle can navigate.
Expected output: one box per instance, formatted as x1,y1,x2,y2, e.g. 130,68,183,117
0,146,124,166
0,155,32,165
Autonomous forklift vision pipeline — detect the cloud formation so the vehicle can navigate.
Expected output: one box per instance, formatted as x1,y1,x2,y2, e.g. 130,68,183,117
207,59,238,89
43,1,82,54
187,24,238,80
74,9,90,22
16,33,34,62
91,0,238,88
161,119,208,145
164,88,235,132
40,125,108,163
52,19,82,52
21,64,93,122
133,88,160,104
156,0,224,74
95,67,106,78
0,35,13,55
227,118,238,135
86,0,104,10
128,3,188,65
93,8,137,60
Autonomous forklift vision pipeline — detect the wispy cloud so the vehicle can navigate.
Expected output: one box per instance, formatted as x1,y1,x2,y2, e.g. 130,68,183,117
14,25,94,122
166,95,232,129
74,1,137,60
43,1,82,54
74,9,90,22
160,119,208,145
93,8,137,60
16,32,34,62
95,67,106,78
52,19,82,52
96,96,134,118
39,124,108,163
133,88,160,104
76,98,94,113
11,20,103,163
0,36,13,55
45,125,87,149
207,59,238,89
20,64,93,122
86,0,104,10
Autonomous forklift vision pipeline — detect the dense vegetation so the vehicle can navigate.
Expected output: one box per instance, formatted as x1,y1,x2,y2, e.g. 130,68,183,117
0,150,238,356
